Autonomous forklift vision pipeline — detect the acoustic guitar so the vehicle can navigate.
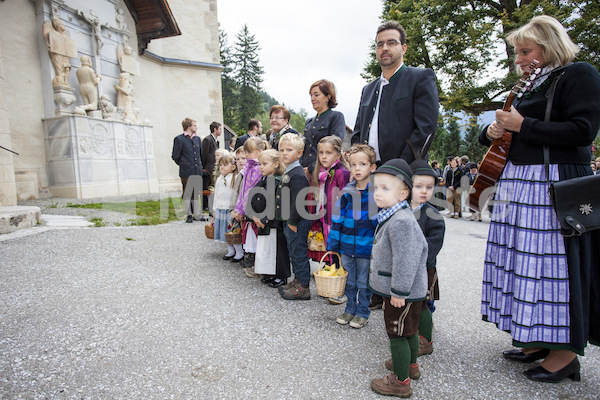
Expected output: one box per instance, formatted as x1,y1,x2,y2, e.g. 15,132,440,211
468,61,541,212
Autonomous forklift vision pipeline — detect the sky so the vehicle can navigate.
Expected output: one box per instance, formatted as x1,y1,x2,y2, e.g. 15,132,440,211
216,0,384,128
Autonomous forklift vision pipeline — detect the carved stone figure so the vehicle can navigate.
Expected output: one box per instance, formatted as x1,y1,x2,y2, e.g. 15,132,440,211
42,18,77,88
78,10,107,55
117,44,140,76
113,73,140,124
115,8,128,31
98,95,121,121
75,56,101,112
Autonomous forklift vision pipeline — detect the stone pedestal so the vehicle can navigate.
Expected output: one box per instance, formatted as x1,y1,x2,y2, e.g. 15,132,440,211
43,115,158,198
53,86,76,116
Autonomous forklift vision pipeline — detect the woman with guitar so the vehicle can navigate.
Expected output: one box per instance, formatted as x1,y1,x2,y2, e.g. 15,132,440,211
479,15,600,383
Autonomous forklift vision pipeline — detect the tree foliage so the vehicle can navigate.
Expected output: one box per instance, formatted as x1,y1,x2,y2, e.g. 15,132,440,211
364,0,600,115
219,26,307,135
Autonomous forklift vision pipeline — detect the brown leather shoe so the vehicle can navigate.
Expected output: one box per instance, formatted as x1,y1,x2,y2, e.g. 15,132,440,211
370,373,412,398
384,359,420,380
418,336,433,356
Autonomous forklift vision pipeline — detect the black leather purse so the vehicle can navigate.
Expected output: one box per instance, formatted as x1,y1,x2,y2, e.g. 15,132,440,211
543,69,600,237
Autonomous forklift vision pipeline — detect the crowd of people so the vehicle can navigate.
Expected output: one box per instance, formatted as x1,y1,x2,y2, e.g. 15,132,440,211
170,16,599,398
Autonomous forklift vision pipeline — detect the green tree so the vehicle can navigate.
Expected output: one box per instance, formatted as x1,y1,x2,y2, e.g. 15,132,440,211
219,26,239,132
365,1,600,114
460,115,487,163
444,117,462,159
232,25,264,130
429,119,448,162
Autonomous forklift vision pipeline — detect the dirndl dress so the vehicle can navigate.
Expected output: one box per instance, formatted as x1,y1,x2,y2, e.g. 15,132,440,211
481,161,600,355
213,209,230,243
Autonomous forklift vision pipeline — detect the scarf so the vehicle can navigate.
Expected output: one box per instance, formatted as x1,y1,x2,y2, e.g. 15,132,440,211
376,201,409,224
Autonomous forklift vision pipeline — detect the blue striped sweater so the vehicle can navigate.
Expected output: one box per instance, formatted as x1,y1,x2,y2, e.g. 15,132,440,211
326,181,378,258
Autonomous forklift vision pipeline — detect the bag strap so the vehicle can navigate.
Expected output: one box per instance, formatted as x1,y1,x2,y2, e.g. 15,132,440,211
542,71,566,183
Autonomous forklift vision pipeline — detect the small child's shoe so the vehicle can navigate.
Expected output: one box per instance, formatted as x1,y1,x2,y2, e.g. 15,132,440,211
336,313,354,325
418,335,433,356
349,315,369,329
370,373,412,398
384,359,421,380
328,294,348,305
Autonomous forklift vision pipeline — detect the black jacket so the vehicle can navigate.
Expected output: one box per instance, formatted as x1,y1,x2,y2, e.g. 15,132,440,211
246,175,281,235
172,134,203,178
301,109,346,169
351,65,439,164
277,165,309,226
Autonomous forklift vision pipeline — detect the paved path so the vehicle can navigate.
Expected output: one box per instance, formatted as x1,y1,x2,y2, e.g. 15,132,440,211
1,216,598,399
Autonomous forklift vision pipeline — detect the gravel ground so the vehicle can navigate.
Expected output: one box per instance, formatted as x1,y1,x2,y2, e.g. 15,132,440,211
1,200,599,399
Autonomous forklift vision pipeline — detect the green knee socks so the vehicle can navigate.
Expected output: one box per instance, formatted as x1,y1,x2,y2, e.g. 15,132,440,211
407,334,419,364
419,307,433,342
390,337,410,380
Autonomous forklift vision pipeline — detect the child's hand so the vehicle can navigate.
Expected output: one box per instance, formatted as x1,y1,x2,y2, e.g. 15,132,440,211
390,296,405,308
288,224,297,233
231,211,242,221
253,216,265,229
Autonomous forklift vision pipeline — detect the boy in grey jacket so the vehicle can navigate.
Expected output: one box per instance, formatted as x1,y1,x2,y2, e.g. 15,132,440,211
368,159,428,399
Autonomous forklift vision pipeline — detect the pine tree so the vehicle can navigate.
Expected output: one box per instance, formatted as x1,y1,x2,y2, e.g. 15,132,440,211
232,25,264,129
219,26,239,131
444,117,462,159
460,115,487,164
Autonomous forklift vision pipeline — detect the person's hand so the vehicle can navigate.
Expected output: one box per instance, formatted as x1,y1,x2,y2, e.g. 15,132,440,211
448,186,454,191
288,224,297,233
253,216,265,229
303,167,311,180
494,106,525,133
390,296,405,308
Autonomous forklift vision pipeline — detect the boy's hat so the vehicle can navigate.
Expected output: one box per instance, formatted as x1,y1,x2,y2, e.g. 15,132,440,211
467,162,478,170
410,159,438,180
373,158,413,191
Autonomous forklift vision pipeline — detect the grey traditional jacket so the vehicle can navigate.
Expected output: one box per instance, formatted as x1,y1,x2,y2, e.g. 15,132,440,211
368,206,428,301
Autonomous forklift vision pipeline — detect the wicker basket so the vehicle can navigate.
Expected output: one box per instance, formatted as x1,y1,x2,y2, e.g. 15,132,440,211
314,251,347,298
205,219,214,239
225,220,243,244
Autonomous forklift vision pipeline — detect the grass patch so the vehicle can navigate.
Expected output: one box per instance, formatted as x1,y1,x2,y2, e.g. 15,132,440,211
90,217,106,227
68,198,182,226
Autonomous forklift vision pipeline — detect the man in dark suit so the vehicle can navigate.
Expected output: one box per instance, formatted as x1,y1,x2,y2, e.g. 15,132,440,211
351,21,439,165
352,21,439,311
201,121,222,212
172,118,203,223
234,118,262,150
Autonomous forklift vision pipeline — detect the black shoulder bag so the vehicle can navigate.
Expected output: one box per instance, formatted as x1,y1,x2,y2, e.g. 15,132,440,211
544,71,600,237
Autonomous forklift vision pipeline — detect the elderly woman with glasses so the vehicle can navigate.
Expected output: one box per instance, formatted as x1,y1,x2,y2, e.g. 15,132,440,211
268,105,299,151
300,79,346,172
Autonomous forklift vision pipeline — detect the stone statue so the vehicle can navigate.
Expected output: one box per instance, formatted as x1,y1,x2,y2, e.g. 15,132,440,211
98,95,122,120
75,55,101,113
42,18,77,88
115,8,128,31
117,44,140,76
113,73,140,124
78,10,107,55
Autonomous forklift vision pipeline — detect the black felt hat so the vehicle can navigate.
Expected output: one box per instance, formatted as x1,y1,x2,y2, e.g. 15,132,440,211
411,159,438,180
373,158,413,191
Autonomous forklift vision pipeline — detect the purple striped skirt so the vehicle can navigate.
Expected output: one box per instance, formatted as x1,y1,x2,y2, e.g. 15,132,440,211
481,161,570,344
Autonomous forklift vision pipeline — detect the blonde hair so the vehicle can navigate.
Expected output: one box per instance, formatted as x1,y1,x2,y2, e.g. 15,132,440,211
258,149,285,176
243,136,269,155
506,15,579,68
218,152,238,188
348,143,376,166
312,136,347,186
279,133,304,151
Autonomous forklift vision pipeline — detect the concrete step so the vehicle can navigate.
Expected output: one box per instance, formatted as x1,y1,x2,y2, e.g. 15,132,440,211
0,206,41,234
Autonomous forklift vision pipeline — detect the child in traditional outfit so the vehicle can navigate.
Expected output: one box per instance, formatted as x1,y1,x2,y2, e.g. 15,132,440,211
408,160,446,358
226,148,245,263
369,159,428,398
231,137,268,274
327,144,378,328
213,153,242,260
277,133,312,300
246,150,290,287
310,136,351,304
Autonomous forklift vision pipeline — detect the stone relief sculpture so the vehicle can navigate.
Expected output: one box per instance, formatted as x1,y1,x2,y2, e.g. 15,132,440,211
113,73,140,124
78,10,107,55
98,95,123,121
42,18,77,88
115,8,128,31
117,43,140,76
74,55,101,114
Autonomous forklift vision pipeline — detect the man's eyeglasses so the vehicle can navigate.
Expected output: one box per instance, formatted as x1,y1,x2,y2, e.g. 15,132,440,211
270,117,285,120
375,39,402,49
